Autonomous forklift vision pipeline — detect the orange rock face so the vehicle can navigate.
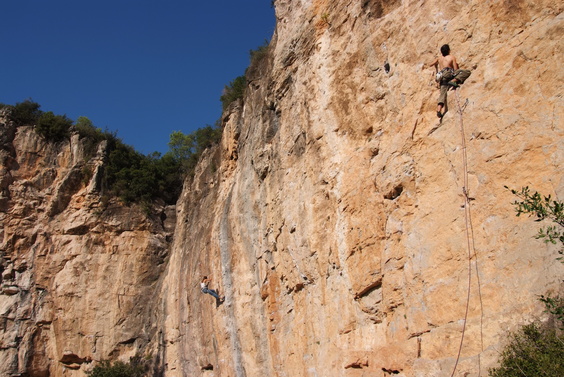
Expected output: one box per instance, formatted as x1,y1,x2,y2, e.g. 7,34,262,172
0,125,173,376
1,1,563,376
159,1,562,376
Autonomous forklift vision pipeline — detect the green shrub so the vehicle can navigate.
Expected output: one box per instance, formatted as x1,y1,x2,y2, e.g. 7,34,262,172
247,39,270,77
2,100,222,206
219,40,270,111
489,321,564,377
167,126,222,176
494,186,564,377
75,116,106,142
103,141,152,204
75,116,110,159
35,111,73,142
87,358,147,377
7,99,43,126
507,187,564,321
102,137,185,206
220,75,246,110
79,121,209,206
540,295,564,330
152,152,184,204
167,130,194,162
193,125,223,155
249,40,269,66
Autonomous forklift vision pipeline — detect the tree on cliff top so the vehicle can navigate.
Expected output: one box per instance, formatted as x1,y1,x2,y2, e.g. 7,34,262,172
35,111,74,142
219,40,270,110
4,99,42,126
220,75,246,110
168,126,222,175
2,99,225,206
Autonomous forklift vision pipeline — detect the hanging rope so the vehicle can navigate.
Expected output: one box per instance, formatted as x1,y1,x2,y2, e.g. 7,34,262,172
450,88,484,377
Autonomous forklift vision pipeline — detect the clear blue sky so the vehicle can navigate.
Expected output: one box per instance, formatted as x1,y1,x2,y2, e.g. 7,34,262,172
1,1,275,155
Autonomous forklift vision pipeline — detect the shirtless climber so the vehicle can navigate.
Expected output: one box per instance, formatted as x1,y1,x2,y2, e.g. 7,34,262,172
428,44,471,118
200,276,224,302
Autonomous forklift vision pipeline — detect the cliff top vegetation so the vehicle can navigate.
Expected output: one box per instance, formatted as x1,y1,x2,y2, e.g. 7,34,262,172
0,99,222,206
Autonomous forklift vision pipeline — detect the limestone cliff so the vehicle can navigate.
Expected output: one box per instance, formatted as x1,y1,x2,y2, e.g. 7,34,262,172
0,119,175,376
1,0,563,376
158,0,563,376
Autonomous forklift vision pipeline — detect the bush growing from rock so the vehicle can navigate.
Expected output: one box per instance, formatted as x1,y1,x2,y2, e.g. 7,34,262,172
168,126,222,176
35,111,73,142
219,40,271,111
507,185,564,260
491,187,564,376
220,75,246,110
489,322,564,376
3,99,42,126
1,100,222,207
87,358,147,377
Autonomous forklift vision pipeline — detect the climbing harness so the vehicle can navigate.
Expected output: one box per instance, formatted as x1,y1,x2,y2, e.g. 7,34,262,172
450,88,485,377
436,67,454,83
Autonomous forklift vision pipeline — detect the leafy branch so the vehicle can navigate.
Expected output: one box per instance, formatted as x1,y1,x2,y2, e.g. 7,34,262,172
505,185,564,261
539,295,564,329
489,186,564,376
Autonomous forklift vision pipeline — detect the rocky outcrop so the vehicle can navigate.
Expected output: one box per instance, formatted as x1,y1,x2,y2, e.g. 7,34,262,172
157,0,563,376
1,0,563,376
0,118,174,376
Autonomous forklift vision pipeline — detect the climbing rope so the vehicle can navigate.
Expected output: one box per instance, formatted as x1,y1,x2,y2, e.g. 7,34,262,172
450,88,484,377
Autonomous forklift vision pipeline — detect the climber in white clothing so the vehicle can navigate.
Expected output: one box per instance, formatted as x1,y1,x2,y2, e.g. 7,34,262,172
200,276,224,302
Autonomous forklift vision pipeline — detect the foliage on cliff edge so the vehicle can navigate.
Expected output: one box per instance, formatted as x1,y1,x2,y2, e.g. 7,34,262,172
1,100,222,206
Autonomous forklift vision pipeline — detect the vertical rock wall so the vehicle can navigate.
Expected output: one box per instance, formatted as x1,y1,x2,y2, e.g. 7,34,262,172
0,119,173,376
1,1,562,376
159,0,563,376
